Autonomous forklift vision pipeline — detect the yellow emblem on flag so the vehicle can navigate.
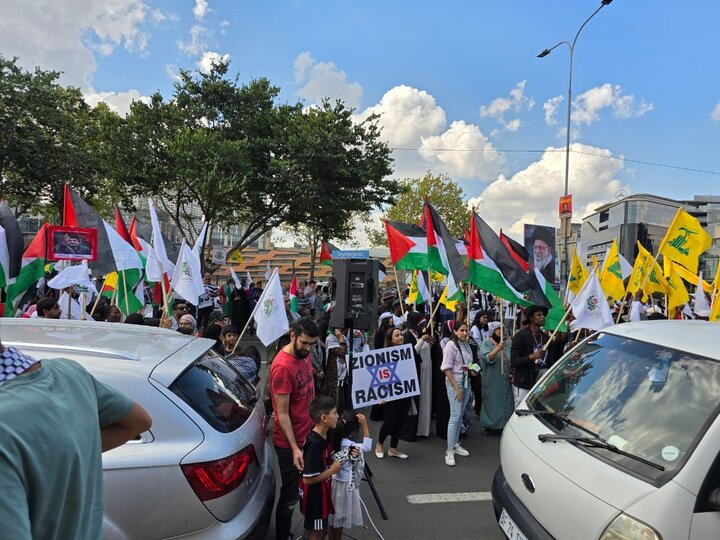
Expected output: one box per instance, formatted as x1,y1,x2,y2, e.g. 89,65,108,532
438,284,458,311
662,258,712,292
599,240,625,302
659,208,711,274
408,270,420,305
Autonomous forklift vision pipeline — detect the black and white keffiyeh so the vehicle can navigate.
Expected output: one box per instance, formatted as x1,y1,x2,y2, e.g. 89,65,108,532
0,347,39,385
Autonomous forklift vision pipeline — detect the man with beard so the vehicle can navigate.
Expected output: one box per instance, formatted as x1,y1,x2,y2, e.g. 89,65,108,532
531,227,556,284
269,317,320,540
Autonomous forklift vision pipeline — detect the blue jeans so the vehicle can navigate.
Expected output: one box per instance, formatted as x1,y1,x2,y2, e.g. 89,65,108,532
446,379,472,451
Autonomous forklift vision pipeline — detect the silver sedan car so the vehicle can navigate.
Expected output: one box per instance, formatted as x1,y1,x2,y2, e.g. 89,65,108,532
1,318,274,539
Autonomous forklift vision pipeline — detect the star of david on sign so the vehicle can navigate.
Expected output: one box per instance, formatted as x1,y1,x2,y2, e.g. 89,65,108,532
367,363,401,388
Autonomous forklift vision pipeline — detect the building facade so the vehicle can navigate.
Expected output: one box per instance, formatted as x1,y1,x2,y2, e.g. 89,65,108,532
581,193,720,277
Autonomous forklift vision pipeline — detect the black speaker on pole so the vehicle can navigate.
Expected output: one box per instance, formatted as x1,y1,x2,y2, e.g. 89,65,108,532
330,258,378,331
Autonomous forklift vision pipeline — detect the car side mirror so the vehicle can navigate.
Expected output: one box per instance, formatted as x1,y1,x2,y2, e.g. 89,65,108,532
708,487,720,512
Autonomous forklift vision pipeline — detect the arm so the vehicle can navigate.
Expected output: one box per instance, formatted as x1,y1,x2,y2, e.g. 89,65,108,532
510,332,539,368
274,393,303,470
441,343,463,401
357,413,371,449
303,461,341,485
486,340,505,363
101,403,152,452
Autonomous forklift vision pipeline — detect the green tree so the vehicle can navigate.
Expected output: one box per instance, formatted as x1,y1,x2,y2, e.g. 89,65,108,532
0,55,126,219
279,100,397,279
367,172,470,246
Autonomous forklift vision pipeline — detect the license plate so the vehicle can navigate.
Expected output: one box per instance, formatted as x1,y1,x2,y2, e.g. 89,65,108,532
498,509,528,540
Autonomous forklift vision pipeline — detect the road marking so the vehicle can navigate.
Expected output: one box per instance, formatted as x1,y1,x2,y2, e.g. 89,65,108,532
407,492,493,504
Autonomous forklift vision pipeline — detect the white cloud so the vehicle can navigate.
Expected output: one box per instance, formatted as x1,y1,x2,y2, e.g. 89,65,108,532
467,143,624,235
84,87,150,116
420,121,504,180
356,85,446,147
193,0,209,20
165,64,181,81
293,52,363,109
479,80,534,134
572,83,653,125
712,102,720,122
178,24,209,56
197,51,230,74
220,20,230,34
543,95,564,126
0,0,151,87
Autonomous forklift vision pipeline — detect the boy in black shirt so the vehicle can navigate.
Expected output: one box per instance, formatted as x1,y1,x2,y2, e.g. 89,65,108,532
301,395,342,539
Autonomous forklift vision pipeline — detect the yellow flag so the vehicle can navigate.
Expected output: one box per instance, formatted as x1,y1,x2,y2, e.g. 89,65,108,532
626,242,649,295
713,263,720,293
646,258,669,300
659,208,711,274
408,270,419,304
591,255,601,278
710,295,720,322
663,258,712,292
664,261,690,316
627,243,667,300
568,248,588,295
599,240,625,301
438,284,458,311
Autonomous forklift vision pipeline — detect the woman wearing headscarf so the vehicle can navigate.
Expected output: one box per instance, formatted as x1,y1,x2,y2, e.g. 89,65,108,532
178,314,198,335
479,321,513,432
321,327,348,414
402,311,433,439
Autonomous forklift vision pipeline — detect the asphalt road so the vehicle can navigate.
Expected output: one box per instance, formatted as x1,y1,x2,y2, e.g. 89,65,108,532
251,340,507,540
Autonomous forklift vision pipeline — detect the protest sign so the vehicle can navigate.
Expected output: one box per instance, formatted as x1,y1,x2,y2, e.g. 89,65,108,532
350,343,420,408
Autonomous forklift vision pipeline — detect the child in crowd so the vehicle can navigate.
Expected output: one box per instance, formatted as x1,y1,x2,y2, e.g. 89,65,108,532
220,325,239,355
329,411,372,540
301,396,343,540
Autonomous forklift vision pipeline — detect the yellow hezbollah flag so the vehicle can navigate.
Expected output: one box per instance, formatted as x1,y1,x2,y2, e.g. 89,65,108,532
662,258,712,293
599,240,625,301
438,284,458,311
713,263,720,293
627,243,667,300
659,208,711,274
567,249,587,295
709,295,720,322
664,260,690,316
408,270,419,304
591,255,601,278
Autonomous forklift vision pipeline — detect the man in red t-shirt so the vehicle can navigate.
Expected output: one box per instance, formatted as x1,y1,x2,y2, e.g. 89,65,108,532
270,317,320,540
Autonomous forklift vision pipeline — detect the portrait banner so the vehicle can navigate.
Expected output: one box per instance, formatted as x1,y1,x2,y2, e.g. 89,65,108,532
524,223,557,286
350,343,420,408
48,226,97,261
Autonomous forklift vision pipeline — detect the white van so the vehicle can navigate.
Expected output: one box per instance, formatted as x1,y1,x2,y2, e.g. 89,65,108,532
492,321,720,540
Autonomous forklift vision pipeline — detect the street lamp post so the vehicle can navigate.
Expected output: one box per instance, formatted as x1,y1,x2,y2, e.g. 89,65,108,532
538,0,613,290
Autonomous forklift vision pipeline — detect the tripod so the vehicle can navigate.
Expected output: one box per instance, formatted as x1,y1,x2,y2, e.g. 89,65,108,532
362,461,388,520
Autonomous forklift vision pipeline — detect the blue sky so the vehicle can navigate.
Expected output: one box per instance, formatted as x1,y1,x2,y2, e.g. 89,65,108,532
3,0,720,242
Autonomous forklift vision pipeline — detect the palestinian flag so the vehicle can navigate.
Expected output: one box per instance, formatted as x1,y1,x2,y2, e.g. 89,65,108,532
5,223,48,316
385,219,428,270
130,215,164,307
115,206,132,243
467,212,529,306
289,274,298,313
0,201,24,283
319,240,335,266
63,183,78,226
423,200,467,299
476,214,532,293
499,229,530,272
65,186,144,315
527,268,566,331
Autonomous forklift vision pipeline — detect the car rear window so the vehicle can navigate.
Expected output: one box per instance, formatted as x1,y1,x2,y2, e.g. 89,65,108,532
171,352,257,433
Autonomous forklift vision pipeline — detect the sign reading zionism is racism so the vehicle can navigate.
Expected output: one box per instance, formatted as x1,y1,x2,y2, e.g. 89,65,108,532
350,344,420,408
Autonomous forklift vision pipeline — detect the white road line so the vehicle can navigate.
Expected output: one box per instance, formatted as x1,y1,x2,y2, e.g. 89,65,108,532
407,492,493,504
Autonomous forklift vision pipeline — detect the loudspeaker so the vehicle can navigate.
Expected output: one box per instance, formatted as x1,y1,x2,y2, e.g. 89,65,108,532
330,259,378,331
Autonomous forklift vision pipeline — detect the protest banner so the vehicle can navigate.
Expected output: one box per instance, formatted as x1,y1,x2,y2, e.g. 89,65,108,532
350,343,420,408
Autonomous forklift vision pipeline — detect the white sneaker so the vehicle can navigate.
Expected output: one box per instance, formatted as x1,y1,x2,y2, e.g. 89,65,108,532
445,450,456,467
453,444,470,457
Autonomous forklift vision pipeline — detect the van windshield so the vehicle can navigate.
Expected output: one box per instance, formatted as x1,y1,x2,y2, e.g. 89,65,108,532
526,333,720,483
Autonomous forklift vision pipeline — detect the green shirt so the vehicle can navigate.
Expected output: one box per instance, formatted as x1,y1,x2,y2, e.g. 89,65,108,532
0,358,134,540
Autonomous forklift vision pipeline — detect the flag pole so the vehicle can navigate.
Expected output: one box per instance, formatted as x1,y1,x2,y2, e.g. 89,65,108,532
511,304,517,336
80,293,86,320
466,283,471,326
90,275,108,316
427,267,434,336
66,288,72,319
541,266,597,352
614,291,630,324
121,270,130,315
231,267,279,354
393,266,405,319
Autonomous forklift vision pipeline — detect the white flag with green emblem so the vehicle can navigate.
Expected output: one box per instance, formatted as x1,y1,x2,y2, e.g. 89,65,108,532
570,272,614,331
254,268,289,346
171,241,205,305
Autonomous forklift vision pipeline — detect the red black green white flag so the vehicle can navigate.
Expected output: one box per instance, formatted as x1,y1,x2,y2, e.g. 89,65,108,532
384,219,428,270
423,200,467,299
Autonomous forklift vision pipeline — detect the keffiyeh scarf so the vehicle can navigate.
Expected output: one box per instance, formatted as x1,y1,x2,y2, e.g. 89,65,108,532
0,347,39,385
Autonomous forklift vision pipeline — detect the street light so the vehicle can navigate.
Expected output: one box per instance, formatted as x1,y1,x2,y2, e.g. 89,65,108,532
538,0,614,289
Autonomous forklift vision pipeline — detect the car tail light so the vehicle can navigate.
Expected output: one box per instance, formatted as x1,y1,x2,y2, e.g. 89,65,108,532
182,445,257,501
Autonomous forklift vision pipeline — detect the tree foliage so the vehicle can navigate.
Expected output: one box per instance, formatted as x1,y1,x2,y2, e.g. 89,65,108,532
367,172,471,246
0,55,128,219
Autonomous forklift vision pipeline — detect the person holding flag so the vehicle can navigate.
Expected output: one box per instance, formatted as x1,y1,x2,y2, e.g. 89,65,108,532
510,305,550,408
